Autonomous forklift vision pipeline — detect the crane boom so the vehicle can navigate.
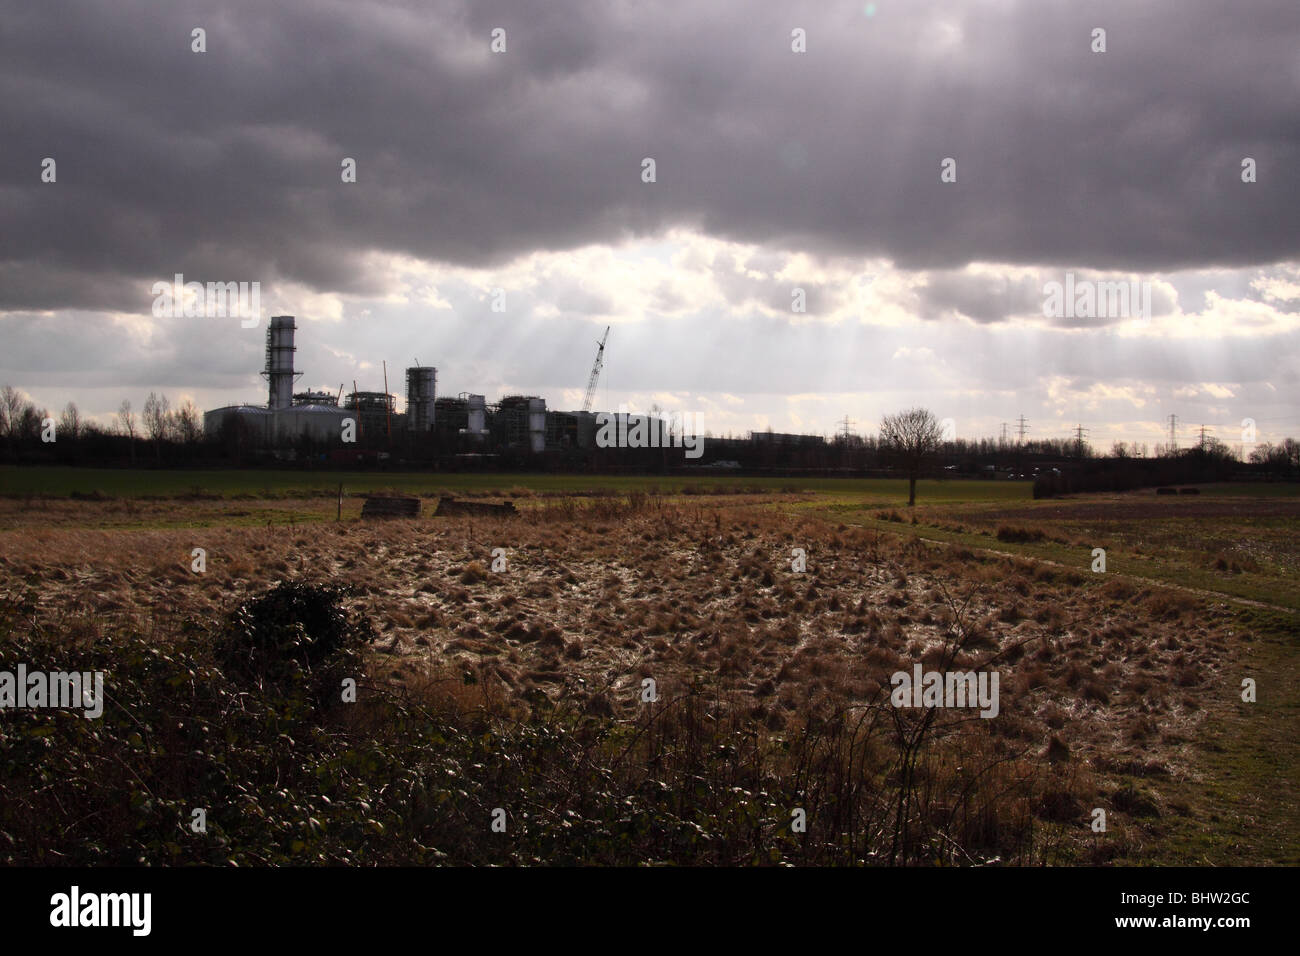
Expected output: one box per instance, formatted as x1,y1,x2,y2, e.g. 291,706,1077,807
582,326,610,412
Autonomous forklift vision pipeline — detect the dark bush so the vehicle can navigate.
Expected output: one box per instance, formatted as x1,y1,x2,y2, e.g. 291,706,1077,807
214,581,374,703
996,525,1045,543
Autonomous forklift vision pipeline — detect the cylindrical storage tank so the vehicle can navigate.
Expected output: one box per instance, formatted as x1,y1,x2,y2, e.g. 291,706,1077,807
528,398,546,453
405,367,437,432
204,404,274,446
466,394,487,436
273,406,350,444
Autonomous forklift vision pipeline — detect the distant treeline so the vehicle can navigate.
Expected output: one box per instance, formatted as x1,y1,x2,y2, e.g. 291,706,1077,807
1030,448,1280,498
1,385,1297,486
0,388,204,468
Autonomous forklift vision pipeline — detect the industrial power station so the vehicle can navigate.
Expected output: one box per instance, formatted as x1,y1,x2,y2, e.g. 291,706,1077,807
203,315,600,459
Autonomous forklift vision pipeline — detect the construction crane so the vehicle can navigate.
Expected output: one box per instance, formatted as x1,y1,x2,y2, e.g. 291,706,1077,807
582,325,610,413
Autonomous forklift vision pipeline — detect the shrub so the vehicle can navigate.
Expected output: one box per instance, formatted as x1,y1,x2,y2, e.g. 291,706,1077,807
214,581,375,704
996,525,1045,543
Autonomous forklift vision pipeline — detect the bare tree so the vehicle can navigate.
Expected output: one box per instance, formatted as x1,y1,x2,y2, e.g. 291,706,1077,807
1250,441,1298,475
143,392,171,463
1,385,28,440
58,401,81,441
20,406,46,441
117,399,137,464
880,407,943,507
175,398,202,444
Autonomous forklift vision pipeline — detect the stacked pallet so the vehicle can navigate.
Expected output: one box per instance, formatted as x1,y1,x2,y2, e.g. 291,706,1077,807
360,496,421,518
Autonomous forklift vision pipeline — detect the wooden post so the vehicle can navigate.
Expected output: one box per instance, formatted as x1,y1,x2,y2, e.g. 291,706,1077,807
337,482,343,521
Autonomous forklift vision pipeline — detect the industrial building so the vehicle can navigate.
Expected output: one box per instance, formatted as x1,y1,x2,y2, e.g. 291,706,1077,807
204,316,352,446
203,315,582,458
203,315,816,466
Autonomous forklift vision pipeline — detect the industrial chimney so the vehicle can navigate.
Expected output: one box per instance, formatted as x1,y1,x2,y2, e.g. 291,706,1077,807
262,315,299,410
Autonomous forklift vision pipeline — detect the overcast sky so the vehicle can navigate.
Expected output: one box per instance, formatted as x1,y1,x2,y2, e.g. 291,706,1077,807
2,0,1298,449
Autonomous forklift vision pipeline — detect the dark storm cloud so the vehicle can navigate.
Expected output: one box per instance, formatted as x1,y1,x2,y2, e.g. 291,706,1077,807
912,272,1046,324
2,0,1298,314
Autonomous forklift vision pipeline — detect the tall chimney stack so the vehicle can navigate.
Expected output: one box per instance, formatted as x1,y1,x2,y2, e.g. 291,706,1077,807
262,315,297,410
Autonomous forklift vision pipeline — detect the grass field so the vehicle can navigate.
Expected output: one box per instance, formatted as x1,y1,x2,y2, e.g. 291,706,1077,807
784,483,1300,611
1,467,1296,865
0,465,1031,502
4,468,1296,609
